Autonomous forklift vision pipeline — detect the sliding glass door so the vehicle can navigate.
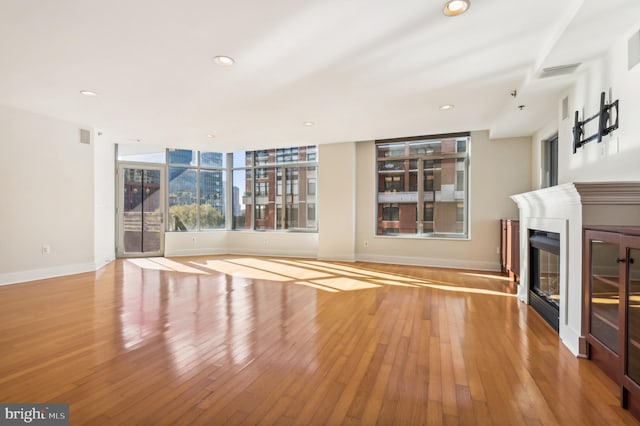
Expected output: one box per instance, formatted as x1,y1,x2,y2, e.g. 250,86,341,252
117,164,165,257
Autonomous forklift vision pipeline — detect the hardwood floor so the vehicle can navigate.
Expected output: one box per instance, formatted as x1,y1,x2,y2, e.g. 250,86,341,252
0,256,637,425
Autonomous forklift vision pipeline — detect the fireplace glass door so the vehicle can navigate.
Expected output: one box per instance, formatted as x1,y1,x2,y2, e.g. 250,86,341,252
536,249,560,307
529,230,560,330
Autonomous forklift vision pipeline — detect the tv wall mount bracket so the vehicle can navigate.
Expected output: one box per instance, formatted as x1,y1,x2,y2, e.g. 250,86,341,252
572,91,619,153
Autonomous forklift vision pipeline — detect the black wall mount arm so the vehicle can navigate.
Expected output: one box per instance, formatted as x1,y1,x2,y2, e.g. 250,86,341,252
573,91,619,153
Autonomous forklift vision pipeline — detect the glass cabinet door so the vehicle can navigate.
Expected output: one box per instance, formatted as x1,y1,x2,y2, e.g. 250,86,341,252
627,247,640,384
590,240,621,352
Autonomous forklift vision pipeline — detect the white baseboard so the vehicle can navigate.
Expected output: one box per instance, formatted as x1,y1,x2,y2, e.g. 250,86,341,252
355,253,500,272
94,257,115,271
227,247,317,258
164,248,228,257
560,325,581,356
317,254,356,262
0,262,97,286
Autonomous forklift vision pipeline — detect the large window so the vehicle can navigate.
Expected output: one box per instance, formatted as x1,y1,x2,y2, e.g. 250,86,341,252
168,149,226,231
118,144,318,233
232,146,318,231
376,134,469,238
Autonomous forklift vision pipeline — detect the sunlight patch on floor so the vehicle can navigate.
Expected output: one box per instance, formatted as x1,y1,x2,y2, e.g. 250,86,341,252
127,258,172,271
150,257,209,274
231,258,332,281
126,256,515,296
294,281,340,293
368,279,420,288
301,261,417,282
461,272,512,281
275,259,368,278
416,282,516,297
193,259,290,282
310,277,380,291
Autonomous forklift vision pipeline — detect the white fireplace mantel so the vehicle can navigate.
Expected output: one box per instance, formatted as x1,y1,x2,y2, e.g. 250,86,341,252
511,182,640,356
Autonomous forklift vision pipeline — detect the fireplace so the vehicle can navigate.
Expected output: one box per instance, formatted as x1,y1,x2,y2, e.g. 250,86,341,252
529,230,561,331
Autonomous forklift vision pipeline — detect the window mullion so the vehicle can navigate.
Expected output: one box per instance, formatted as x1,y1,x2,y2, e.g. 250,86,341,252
281,166,286,230
195,168,200,231
417,158,424,234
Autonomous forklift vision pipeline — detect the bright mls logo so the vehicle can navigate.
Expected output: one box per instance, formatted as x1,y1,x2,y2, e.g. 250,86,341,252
0,404,68,426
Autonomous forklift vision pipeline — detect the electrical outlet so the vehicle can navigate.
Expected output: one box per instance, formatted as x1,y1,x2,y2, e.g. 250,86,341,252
191,236,197,244
496,246,500,255
42,245,51,255
364,240,369,247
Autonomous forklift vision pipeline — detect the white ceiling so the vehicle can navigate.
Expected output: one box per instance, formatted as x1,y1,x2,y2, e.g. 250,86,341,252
0,0,639,151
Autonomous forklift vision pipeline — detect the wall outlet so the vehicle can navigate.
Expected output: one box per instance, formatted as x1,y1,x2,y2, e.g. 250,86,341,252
191,236,197,244
42,244,51,255
364,240,369,247
496,246,500,255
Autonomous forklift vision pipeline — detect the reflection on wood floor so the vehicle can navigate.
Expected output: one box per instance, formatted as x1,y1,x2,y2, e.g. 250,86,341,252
0,256,637,425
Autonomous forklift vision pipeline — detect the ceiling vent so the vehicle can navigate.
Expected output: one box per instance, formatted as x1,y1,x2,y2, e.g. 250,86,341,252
539,63,581,79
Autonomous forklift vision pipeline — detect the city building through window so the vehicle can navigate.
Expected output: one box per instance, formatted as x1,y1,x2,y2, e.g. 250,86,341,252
376,133,470,238
168,149,226,231
163,145,317,232
232,146,318,231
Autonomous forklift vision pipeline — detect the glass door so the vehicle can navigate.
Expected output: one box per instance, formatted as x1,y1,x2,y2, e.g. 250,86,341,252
590,238,621,353
626,238,640,385
117,165,165,257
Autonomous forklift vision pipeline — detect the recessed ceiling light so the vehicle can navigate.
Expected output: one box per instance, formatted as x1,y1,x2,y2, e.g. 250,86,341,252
214,56,235,66
439,104,455,110
80,90,97,96
207,134,215,139
304,121,315,127
443,0,470,17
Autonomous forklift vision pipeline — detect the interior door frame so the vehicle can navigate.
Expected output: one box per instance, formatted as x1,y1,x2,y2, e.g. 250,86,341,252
116,162,166,258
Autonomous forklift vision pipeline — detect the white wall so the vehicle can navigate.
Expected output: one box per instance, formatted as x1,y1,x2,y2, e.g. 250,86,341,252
94,132,116,269
165,230,318,258
317,142,356,261
0,105,96,285
355,131,532,271
560,27,640,183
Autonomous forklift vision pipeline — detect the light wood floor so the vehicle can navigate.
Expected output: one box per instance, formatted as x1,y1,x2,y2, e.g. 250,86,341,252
0,256,637,425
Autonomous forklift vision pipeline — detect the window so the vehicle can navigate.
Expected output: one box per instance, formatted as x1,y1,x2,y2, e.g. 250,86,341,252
232,145,318,231
308,178,317,196
542,134,558,188
376,134,470,238
256,182,269,196
382,204,400,221
168,149,225,231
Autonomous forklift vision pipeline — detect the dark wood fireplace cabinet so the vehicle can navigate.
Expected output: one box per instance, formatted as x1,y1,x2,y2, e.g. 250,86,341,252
500,219,519,281
583,226,640,418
